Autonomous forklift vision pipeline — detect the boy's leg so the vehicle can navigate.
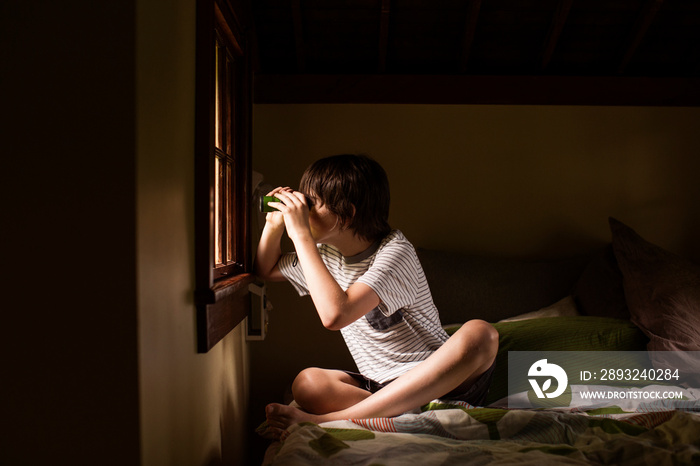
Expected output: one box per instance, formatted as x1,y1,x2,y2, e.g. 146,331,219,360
266,319,498,433
291,367,372,414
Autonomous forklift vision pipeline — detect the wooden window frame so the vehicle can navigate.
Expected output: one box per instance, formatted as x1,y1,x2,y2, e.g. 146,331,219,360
195,0,254,353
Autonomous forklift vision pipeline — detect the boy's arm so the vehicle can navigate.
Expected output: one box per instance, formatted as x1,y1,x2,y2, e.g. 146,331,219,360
293,235,380,330
273,190,381,330
254,220,286,281
254,189,290,282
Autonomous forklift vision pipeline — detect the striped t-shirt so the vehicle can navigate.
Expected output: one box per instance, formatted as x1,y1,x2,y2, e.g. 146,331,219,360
278,229,449,384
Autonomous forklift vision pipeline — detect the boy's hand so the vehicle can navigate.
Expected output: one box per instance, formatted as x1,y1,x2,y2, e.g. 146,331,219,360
264,187,293,231
269,189,312,243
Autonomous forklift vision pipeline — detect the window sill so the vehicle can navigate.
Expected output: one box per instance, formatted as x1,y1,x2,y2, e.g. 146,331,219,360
196,272,255,352
197,272,254,304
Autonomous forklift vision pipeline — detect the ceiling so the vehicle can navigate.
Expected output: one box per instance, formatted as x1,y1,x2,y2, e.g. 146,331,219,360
249,0,700,105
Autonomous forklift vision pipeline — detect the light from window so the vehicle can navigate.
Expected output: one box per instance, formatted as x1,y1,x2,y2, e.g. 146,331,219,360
214,33,239,274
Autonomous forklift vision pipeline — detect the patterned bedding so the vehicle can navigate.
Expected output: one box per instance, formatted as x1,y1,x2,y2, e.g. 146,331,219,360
262,389,700,465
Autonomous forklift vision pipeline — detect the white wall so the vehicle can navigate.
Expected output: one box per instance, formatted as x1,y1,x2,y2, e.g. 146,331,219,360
137,0,250,464
253,104,700,260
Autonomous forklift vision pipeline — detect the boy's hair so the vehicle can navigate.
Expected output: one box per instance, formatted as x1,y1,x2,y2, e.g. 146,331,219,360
300,154,391,241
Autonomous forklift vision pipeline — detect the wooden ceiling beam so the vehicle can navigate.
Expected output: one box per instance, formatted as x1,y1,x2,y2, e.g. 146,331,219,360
378,0,391,73
618,0,664,74
254,74,700,106
291,0,305,72
541,0,573,71
460,0,482,73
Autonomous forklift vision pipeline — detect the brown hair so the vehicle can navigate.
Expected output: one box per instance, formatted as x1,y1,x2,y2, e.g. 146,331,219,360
299,154,391,241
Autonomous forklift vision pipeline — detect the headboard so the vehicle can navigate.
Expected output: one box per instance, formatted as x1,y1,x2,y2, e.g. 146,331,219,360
416,248,591,324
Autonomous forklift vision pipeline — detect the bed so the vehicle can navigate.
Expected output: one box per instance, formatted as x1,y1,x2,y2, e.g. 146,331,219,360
259,218,700,465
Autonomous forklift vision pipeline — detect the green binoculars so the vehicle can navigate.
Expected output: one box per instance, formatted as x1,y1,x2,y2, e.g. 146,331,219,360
259,196,280,212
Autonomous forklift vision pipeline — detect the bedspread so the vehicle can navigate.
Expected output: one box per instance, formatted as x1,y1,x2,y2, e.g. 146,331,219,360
262,397,700,465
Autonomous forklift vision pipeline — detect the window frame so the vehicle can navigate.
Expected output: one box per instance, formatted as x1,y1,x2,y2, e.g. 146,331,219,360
213,26,243,279
194,0,254,353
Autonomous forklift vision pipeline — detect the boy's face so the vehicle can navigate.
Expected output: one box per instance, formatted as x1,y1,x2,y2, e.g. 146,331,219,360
307,195,339,244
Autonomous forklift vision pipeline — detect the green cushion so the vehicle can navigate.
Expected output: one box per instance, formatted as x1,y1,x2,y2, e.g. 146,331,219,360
447,316,649,405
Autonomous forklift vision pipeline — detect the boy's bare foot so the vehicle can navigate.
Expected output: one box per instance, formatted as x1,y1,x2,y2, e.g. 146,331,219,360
265,403,326,438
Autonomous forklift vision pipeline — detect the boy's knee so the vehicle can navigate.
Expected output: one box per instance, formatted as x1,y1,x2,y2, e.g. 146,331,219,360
457,319,499,359
483,323,499,358
292,368,330,405
291,367,342,414
293,368,322,395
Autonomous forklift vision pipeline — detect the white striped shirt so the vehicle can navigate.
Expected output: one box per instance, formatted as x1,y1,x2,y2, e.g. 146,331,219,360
278,230,449,384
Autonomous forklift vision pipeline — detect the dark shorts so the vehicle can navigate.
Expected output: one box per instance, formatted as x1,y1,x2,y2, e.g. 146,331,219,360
344,360,496,407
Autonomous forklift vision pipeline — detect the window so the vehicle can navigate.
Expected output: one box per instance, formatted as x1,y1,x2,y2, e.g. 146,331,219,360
195,0,254,353
213,27,244,278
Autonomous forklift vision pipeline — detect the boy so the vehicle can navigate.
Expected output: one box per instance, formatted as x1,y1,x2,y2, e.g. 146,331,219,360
255,154,498,438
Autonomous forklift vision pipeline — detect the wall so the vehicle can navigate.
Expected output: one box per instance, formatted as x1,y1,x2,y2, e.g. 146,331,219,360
2,2,140,464
137,0,250,465
253,104,700,259
1,1,251,464
249,103,700,455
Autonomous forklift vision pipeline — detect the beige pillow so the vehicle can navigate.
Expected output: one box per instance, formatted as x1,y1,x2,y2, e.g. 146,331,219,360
609,218,700,385
609,217,700,352
499,295,579,322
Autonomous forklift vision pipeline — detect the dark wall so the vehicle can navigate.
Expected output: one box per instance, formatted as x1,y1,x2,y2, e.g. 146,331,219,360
2,2,140,464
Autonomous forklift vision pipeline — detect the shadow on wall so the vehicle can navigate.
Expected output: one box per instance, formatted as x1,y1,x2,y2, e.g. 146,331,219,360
216,395,242,466
204,326,251,466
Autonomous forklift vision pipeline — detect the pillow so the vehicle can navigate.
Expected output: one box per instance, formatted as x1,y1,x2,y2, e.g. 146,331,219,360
442,316,648,405
572,244,630,320
498,295,579,322
609,217,700,354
